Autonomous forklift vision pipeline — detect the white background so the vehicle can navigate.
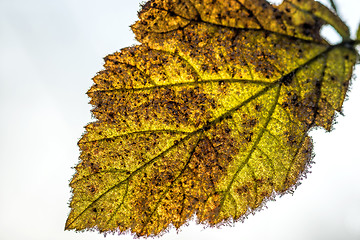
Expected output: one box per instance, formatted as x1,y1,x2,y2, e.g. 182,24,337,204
0,0,359,239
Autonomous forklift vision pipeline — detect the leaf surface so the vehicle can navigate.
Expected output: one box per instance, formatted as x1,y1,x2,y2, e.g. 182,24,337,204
66,0,358,237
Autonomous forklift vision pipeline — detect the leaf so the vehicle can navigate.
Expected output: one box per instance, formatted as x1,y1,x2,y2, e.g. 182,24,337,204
66,0,358,237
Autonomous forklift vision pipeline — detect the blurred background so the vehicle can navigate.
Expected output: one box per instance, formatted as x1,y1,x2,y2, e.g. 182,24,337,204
0,0,359,239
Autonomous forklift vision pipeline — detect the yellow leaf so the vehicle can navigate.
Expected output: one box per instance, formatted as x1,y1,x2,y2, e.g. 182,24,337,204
66,0,358,237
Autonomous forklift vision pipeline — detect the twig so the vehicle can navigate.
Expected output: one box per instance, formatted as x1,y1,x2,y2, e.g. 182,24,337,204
328,0,338,14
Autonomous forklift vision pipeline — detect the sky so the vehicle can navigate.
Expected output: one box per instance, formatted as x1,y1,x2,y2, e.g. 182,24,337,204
0,0,360,240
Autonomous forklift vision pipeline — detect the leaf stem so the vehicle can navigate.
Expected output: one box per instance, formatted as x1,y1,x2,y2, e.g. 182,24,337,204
331,40,360,50
354,40,360,46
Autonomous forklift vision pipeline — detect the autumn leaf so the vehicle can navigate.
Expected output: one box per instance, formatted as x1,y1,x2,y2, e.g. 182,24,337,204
66,0,359,237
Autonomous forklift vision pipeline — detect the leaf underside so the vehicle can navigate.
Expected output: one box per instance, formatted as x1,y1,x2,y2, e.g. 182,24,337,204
66,0,357,237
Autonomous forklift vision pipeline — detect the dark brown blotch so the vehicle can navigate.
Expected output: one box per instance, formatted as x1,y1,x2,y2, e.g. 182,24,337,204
282,91,317,127
236,184,250,196
255,104,262,112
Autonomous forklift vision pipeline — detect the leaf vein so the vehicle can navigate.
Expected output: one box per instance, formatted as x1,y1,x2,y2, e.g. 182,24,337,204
219,83,281,215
